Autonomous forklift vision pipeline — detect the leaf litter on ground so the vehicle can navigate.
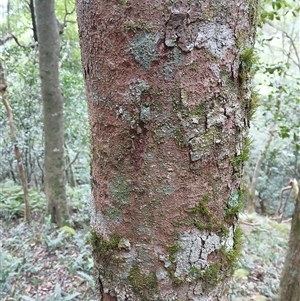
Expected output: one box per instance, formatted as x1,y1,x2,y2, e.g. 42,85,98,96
0,191,290,301
229,213,289,301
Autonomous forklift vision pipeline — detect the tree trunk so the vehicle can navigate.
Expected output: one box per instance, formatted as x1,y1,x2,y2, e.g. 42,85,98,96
76,0,258,300
279,187,300,301
29,0,38,43
65,143,77,187
35,0,69,226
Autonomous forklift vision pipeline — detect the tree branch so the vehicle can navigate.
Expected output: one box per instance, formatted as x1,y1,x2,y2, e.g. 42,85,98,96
0,33,37,48
65,151,80,172
266,20,300,70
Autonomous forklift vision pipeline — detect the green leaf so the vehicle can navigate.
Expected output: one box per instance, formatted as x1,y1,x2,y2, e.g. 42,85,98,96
21,296,36,301
77,271,94,284
60,226,76,235
234,268,249,278
63,292,80,301
293,133,298,141
279,125,290,139
54,283,62,299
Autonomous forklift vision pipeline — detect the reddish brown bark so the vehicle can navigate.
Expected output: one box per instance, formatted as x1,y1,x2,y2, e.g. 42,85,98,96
76,0,258,300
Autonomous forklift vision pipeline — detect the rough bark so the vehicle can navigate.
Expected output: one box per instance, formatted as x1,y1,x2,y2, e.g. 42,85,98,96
76,0,258,300
35,0,69,226
279,186,300,301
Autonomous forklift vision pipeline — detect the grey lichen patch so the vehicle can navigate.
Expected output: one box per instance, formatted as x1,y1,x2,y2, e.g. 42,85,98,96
90,196,110,239
108,175,132,206
194,22,235,58
161,48,185,81
165,6,234,58
222,225,235,251
228,190,240,209
116,105,133,123
156,183,176,196
161,62,176,81
175,229,222,279
116,79,152,127
118,238,131,250
169,228,235,285
206,107,226,129
169,47,185,66
129,79,150,102
188,128,221,162
171,90,228,161
153,123,180,144
180,89,189,106
140,105,151,123
90,91,111,105
156,267,168,281
126,33,160,70
224,189,244,219
143,151,154,164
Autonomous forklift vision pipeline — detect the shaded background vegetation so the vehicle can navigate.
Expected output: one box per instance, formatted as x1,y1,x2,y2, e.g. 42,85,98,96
0,0,89,190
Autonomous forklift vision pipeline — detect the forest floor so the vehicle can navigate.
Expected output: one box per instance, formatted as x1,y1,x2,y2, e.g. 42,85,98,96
0,186,289,301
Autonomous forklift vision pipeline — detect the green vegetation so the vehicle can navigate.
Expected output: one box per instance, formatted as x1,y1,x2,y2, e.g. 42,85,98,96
0,186,96,300
248,90,260,119
0,190,290,300
221,226,243,270
165,243,183,286
167,243,181,263
238,47,259,86
240,47,258,70
182,195,229,235
202,263,223,287
231,137,251,174
1,0,89,190
89,231,120,253
187,263,223,288
108,175,132,206
128,266,158,300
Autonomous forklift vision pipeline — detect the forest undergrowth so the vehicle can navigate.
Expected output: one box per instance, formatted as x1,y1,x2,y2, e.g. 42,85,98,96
0,183,289,301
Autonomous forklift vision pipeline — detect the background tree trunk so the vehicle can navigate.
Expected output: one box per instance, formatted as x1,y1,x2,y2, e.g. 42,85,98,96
76,0,258,300
35,0,69,226
279,186,300,301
